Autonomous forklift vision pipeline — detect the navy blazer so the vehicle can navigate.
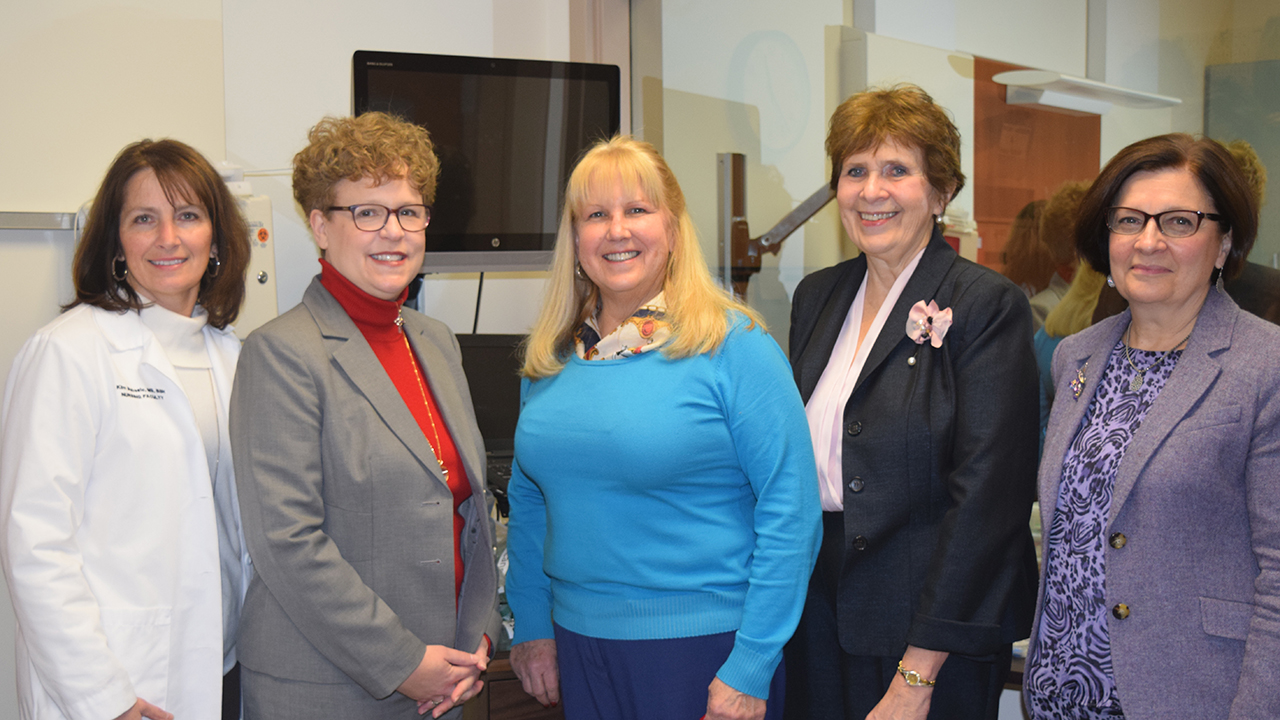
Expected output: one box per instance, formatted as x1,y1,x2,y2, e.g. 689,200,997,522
790,230,1040,657
1031,288,1280,719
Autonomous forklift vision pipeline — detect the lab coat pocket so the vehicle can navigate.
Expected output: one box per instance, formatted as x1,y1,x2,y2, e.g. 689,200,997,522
99,606,173,708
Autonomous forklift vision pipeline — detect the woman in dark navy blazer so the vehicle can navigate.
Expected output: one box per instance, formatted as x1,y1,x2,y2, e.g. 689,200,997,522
1024,134,1280,719
784,84,1040,720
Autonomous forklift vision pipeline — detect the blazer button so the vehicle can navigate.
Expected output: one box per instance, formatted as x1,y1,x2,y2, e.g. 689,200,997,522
852,535,868,551
1112,603,1130,620
1109,532,1127,549
849,477,865,493
847,421,863,436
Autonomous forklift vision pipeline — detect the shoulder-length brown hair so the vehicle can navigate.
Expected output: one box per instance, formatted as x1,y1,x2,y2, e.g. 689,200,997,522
66,139,250,329
826,83,965,207
1076,133,1258,282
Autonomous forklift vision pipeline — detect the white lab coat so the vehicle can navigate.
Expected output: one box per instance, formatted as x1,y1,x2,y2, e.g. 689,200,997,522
0,304,249,720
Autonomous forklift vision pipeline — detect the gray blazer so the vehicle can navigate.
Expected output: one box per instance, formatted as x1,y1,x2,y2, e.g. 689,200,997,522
1031,288,1280,719
230,277,499,717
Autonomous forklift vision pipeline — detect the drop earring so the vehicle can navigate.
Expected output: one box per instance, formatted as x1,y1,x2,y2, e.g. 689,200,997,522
112,257,128,282
1106,275,1115,288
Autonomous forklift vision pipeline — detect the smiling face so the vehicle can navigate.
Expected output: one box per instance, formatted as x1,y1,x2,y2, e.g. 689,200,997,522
836,139,945,270
574,179,674,328
118,168,213,317
1109,167,1230,320
310,175,425,300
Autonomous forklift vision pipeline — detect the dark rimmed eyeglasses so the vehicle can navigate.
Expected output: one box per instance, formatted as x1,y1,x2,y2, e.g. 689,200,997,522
1106,207,1224,239
327,204,431,232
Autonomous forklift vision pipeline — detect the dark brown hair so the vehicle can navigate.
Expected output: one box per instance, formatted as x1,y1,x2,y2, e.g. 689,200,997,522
1076,133,1258,281
66,139,250,329
826,84,964,207
292,112,439,214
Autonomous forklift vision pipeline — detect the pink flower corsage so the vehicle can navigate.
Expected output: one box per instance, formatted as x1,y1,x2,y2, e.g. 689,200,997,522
906,300,953,348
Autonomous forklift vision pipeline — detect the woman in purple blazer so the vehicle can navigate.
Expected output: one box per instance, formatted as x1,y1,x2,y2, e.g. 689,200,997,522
1026,133,1280,719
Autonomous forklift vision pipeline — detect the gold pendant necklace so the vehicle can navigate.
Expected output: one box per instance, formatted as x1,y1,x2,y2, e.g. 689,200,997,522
399,313,448,481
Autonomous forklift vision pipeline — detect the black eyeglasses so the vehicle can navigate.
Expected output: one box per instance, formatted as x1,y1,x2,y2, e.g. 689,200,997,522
327,204,431,232
1106,207,1224,239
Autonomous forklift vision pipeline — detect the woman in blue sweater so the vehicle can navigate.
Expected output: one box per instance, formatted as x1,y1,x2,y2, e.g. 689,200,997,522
505,136,821,720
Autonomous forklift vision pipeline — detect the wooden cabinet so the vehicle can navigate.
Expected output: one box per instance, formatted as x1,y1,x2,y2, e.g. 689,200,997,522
464,653,565,720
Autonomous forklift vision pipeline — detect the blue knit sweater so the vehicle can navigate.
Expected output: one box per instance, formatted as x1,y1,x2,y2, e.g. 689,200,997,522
505,318,821,699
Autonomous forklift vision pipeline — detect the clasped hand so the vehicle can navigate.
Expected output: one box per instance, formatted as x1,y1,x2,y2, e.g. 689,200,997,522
397,638,490,717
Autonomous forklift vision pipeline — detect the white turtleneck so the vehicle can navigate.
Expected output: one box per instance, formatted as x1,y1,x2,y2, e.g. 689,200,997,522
138,303,243,674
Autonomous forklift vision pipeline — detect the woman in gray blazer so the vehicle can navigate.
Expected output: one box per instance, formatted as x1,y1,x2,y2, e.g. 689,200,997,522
1026,133,1280,719
230,113,498,720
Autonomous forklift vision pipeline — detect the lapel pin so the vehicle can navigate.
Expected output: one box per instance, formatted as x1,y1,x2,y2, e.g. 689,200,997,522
1071,362,1088,400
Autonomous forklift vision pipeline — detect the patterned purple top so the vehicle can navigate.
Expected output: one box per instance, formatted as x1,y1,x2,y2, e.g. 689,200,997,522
1025,340,1183,719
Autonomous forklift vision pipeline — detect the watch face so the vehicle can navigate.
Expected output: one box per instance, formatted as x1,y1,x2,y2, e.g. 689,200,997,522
898,662,935,687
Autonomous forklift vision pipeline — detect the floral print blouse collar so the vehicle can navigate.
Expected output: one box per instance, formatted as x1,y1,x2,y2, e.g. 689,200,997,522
575,292,673,361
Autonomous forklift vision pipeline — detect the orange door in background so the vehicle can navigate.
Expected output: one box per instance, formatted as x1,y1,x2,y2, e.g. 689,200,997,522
973,57,1101,272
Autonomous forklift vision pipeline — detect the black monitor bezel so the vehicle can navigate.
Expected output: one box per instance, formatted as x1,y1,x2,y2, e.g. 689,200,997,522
352,50,621,273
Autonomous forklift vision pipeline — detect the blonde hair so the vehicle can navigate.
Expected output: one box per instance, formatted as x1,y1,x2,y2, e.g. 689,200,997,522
1043,261,1106,338
521,135,762,379
1226,139,1267,209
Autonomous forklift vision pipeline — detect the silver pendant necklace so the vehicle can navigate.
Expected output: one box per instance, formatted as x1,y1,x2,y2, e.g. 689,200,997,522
1122,324,1192,392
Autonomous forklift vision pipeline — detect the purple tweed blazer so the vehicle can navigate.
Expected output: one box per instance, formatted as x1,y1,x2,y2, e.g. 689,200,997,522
1031,287,1280,719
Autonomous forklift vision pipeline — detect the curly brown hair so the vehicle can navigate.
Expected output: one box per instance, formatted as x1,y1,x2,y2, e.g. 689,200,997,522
826,84,964,207
1039,180,1091,268
292,112,439,214
65,139,250,329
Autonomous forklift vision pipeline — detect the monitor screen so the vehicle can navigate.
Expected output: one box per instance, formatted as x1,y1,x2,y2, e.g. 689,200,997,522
353,51,621,271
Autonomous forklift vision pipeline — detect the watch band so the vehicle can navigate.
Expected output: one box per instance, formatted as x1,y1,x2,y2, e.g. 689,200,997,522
896,660,937,687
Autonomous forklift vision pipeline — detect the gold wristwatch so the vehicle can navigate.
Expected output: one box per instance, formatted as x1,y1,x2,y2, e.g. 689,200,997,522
897,661,937,687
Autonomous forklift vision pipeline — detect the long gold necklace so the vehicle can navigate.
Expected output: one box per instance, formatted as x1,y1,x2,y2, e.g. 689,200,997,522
398,313,448,481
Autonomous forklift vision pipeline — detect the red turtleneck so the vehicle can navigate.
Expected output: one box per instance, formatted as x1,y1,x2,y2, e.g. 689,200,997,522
319,259,471,600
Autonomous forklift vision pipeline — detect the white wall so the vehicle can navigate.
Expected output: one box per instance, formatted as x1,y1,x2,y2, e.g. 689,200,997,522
1093,0,1174,167
866,0,1087,77
0,0,227,213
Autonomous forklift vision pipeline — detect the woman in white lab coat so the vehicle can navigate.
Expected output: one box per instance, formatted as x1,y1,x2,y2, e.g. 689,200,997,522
0,139,252,720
